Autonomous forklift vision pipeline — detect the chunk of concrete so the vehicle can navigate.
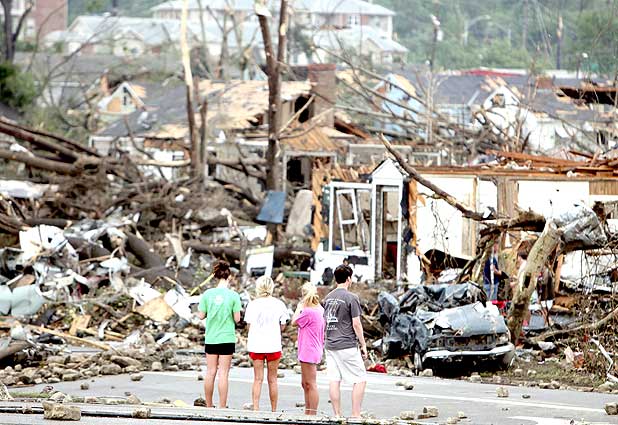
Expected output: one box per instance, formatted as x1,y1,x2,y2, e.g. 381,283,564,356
42,401,81,421
496,387,509,398
132,407,151,419
399,410,416,420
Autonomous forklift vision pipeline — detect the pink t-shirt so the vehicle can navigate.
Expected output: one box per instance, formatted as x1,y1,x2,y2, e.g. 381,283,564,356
296,305,325,364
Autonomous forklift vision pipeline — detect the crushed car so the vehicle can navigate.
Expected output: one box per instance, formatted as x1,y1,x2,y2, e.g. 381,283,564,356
378,282,514,372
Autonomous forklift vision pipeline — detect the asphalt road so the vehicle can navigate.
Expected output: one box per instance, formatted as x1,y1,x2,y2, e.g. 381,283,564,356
5,366,618,425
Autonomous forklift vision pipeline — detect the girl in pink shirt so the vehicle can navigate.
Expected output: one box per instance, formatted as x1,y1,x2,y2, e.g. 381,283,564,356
291,282,325,415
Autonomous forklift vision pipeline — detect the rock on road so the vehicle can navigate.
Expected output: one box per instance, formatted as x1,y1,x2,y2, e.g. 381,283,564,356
4,366,617,425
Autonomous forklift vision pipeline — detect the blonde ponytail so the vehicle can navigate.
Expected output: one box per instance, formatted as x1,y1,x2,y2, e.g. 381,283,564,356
255,275,274,298
301,282,320,307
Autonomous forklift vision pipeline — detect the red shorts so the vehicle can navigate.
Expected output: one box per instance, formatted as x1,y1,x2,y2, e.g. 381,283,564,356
249,351,282,361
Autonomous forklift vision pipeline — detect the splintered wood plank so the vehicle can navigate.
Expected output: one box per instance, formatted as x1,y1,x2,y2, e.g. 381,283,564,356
69,314,92,336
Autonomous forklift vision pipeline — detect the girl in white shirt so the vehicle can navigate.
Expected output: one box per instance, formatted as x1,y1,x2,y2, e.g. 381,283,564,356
245,276,289,411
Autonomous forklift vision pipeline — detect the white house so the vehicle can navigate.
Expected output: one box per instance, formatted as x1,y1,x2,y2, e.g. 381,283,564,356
151,0,396,38
311,158,618,285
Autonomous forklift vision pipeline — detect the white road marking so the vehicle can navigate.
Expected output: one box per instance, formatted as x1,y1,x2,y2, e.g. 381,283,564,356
510,417,612,425
144,372,606,414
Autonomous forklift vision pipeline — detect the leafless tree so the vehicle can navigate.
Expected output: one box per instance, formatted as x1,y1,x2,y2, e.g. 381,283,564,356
0,0,34,62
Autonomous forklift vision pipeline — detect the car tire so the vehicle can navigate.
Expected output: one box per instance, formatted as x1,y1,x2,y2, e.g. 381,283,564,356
497,351,515,370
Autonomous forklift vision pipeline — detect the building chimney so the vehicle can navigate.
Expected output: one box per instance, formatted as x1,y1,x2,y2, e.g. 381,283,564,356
303,64,336,127
535,75,554,89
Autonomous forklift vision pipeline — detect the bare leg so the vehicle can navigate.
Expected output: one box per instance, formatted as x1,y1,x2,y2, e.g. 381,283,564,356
351,381,366,418
204,354,219,408
329,381,341,417
266,358,280,412
300,362,319,415
251,358,264,411
217,354,233,408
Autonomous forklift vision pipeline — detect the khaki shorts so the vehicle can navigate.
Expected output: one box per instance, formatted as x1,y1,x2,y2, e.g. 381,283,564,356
325,347,367,384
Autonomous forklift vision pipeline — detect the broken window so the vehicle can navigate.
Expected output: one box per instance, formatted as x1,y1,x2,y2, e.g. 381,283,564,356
332,188,371,252
293,95,313,123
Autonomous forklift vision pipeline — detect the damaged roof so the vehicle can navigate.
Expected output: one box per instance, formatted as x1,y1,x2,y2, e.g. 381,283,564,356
97,79,312,139
390,71,614,124
283,125,345,153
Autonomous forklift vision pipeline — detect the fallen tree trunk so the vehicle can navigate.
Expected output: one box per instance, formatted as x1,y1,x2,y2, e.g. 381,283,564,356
0,117,102,158
507,219,562,343
382,136,489,221
0,149,79,174
185,241,313,261
0,341,30,363
125,232,164,269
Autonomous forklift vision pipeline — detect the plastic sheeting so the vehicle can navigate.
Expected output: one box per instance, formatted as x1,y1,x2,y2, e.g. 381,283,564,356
553,202,607,248
0,285,46,316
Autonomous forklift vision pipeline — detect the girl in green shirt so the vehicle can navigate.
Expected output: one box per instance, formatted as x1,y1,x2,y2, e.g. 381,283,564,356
197,260,241,408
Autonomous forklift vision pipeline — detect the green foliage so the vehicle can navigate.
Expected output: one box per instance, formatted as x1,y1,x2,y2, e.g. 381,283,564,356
375,0,618,72
565,10,618,73
68,0,162,22
0,62,36,110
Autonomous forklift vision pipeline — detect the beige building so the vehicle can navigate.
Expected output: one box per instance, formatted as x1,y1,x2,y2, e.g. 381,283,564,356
0,0,67,40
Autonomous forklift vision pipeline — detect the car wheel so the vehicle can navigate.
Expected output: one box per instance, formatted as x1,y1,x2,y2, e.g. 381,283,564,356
497,351,515,370
381,324,395,358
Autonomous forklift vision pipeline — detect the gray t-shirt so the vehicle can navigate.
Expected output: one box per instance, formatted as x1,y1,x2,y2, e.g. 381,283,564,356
323,287,362,351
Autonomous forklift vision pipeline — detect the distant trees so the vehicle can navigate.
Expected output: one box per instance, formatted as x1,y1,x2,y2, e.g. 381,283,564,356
375,0,618,74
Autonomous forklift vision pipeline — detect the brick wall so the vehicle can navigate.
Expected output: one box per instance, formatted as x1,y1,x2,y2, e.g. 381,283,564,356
306,63,336,127
33,0,68,39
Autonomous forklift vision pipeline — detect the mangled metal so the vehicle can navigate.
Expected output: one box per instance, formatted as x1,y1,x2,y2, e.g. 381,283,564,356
379,283,514,370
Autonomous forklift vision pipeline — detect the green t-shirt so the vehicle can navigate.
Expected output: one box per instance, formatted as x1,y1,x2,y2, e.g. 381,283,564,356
198,287,242,344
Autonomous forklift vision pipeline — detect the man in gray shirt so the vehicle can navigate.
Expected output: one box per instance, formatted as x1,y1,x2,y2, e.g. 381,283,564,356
323,264,367,418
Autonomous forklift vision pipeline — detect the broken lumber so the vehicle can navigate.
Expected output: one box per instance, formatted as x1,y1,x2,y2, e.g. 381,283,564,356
533,306,618,342
185,242,312,261
28,325,112,351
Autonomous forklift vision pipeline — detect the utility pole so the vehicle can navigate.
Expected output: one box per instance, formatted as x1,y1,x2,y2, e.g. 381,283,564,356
522,0,529,51
429,13,441,70
556,13,563,69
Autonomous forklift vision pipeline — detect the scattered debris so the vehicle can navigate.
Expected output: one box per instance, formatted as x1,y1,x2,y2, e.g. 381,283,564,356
605,402,618,416
418,406,439,419
0,383,13,401
496,387,509,398
131,407,152,419
42,401,81,421
399,410,416,420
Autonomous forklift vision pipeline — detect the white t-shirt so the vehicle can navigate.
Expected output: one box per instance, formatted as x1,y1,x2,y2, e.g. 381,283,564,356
245,297,290,353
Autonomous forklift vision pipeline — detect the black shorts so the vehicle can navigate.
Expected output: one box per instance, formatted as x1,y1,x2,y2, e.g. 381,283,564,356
205,343,235,355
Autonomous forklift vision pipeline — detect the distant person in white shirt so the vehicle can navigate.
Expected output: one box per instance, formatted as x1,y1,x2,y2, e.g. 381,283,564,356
245,276,290,412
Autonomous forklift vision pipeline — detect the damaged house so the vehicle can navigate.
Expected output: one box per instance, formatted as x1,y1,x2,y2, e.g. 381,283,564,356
374,70,618,158
90,64,361,192
311,154,618,291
